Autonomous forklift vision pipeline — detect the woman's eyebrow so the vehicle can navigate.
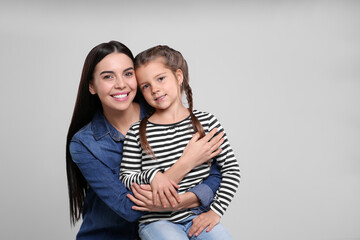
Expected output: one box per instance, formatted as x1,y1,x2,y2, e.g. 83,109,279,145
123,67,134,73
100,70,114,75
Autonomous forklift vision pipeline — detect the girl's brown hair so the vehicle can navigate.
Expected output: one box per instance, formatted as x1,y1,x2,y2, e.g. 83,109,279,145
134,45,205,158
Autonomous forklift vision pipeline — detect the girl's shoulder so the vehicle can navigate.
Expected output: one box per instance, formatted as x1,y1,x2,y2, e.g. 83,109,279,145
193,109,216,120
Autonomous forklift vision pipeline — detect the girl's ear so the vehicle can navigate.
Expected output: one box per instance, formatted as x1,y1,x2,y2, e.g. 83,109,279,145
89,82,96,95
175,69,184,86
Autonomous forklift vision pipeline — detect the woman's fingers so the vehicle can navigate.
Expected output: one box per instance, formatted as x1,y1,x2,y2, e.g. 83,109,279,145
132,183,152,201
131,205,150,211
127,193,145,206
139,184,152,191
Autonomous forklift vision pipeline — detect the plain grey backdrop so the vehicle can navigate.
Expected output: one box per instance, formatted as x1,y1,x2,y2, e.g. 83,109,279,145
0,0,359,239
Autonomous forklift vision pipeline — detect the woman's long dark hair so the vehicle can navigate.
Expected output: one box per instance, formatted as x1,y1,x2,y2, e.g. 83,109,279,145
134,45,205,159
66,41,138,226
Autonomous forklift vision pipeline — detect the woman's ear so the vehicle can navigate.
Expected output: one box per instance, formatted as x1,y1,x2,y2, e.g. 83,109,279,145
175,69,184,86
89,82,96,95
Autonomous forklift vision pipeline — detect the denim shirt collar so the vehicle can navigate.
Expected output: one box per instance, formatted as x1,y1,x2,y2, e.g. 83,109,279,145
91,102,147,142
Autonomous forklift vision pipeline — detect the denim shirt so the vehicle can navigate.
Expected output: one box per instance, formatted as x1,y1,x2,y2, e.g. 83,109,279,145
69,108,221,240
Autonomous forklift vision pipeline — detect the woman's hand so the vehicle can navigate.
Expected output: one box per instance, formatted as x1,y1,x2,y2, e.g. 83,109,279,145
182,128,224,169
151,172,180,208
127,183,178,212
188,209,221,237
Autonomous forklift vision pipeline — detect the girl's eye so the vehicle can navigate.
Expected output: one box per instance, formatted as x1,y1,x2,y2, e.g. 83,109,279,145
158,76,165,82
103,75,113,80
142,84,149,90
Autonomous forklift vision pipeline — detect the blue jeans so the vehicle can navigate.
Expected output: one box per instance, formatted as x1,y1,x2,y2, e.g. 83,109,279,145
138,216,232,240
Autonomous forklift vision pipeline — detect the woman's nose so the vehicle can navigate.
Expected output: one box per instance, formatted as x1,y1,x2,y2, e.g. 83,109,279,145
114,77,126,89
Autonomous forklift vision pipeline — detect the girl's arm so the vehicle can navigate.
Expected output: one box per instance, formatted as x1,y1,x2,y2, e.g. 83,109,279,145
120,126,224,208
207,113,241,216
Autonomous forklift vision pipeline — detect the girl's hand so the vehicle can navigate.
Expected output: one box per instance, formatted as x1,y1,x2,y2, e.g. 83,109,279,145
127,183,177,212
151,172,180,208
188,209,221,237
182,128,224,168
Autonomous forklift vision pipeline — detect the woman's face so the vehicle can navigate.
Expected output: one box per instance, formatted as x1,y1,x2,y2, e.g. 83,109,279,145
90,53,137,115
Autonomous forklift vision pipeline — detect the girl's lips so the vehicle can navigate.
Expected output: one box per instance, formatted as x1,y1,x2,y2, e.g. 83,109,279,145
155,95,166,102
112,92,130,101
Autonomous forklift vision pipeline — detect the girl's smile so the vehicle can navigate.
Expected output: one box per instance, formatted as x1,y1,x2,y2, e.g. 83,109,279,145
155,94,167,102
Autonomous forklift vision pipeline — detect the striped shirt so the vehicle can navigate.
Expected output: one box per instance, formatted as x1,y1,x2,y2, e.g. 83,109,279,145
119,110,240,223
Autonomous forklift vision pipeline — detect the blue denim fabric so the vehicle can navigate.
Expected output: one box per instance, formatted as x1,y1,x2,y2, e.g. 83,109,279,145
139,215,232,240
69,108,221,240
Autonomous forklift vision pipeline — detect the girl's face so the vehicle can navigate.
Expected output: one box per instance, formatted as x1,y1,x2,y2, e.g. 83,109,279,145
90,53,137,115
136,58,183,112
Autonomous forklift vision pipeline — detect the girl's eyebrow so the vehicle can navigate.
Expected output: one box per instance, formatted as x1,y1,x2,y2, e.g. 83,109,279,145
154,72,166,78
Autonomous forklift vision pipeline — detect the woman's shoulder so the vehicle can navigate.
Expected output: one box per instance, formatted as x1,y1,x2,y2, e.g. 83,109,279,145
72,122,93,141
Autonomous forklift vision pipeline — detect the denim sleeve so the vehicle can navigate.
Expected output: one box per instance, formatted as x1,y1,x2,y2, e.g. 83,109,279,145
188,161,221,214
69,138,144,222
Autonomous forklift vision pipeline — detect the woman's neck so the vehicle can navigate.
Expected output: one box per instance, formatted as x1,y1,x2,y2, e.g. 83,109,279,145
103,102,140,135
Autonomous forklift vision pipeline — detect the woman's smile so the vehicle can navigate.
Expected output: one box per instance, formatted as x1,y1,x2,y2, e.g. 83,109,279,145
112,92,130,102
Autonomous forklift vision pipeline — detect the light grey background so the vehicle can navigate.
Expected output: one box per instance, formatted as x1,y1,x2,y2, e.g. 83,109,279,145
0,1,359,239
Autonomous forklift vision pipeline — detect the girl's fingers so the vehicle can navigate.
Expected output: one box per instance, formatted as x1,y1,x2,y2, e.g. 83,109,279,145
206,222,216,232
190,132,201,142
203,128,217,142
152,189,158,206
195,223,207,237
164,189,176,207
210,137,224,152
158,190,168,208
170,179,180,189
169,187,180,204
209,131,223,147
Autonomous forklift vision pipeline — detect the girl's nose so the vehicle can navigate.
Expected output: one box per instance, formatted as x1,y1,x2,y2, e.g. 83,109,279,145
151,86,160,94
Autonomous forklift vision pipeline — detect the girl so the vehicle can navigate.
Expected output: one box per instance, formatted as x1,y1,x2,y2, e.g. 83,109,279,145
66,41,225,239
119,45,241,239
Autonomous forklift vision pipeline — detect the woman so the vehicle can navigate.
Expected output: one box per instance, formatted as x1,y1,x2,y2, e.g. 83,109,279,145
66,41,223,239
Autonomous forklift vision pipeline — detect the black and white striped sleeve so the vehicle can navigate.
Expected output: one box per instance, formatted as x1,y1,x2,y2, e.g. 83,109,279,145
119,125,160,190
207,113,241,216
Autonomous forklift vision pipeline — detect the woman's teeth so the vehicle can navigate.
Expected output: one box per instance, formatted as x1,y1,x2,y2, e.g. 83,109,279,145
113,94,127,99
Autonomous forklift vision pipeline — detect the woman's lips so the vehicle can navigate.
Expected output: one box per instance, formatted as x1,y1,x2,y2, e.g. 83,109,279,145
112,92,129,101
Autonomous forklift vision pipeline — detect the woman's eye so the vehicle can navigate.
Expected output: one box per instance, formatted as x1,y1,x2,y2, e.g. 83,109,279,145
158,76,165,81
125,71,134,77
103,75,113,79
